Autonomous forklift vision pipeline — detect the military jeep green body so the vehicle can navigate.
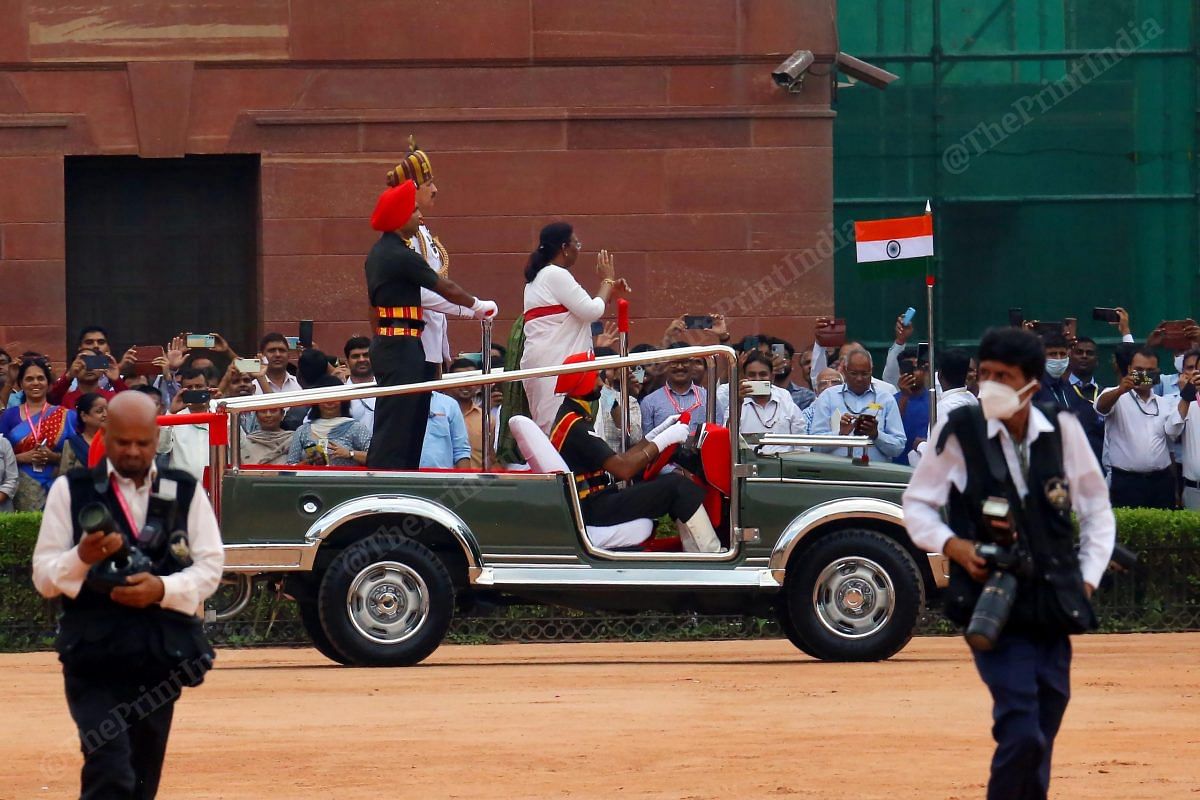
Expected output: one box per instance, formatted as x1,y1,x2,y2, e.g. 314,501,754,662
212,345,945,666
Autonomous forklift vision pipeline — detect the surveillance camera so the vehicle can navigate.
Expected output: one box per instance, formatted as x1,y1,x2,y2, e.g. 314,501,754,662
835,52,899,90
772,50,815,92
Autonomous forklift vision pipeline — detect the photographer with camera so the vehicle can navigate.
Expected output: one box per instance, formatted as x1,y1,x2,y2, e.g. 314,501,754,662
1095,346,1182,509
902,327,1114,800
32,390,223,798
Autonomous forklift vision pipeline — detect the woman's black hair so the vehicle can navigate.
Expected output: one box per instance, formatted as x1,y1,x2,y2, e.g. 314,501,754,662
524,222,574,283
977,327,1046,381
306,374,352,421
75,392,105,419
17,357,52,386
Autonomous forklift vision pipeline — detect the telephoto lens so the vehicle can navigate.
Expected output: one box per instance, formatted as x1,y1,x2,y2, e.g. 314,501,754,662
77,501,116,534
965,570,1019,651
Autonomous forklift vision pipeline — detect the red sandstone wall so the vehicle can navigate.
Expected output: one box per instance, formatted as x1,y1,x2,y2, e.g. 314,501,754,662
0,0,836,362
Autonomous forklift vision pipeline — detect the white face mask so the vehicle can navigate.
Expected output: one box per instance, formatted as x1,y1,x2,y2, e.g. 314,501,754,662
1045,357,1069,379
978,379,1037,421
1175,353,1185,373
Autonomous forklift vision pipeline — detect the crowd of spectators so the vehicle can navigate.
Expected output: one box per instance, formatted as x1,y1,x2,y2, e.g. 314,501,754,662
0,322,503,511
2,303,1192,513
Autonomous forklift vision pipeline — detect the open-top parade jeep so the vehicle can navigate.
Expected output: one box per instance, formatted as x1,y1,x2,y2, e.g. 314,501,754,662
209,344,946,666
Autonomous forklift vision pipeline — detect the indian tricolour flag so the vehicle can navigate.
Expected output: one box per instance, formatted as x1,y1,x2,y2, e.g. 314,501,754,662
854,214,934,263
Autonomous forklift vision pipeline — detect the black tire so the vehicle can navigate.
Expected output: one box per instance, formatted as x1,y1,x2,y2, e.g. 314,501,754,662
317,533,454,667
298,596,353,665
784,529,923,662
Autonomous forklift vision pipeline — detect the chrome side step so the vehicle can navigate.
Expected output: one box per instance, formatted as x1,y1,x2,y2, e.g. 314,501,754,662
473,565,781,589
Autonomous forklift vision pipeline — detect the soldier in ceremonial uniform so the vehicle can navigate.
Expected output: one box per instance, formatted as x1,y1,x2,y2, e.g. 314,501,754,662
387,137,480,379
550,353,722,553
365,179,497,468
32,391,224,799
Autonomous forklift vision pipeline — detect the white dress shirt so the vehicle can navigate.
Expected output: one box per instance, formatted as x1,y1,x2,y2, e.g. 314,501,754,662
1095,389,1182,472
347,376,376,431
908,386,978,466
1176,397,1200,481
902,408,1115,589
731,387,805,453
32,461,224,617
163,407,212,481
253,371,302,395
413,224,473,365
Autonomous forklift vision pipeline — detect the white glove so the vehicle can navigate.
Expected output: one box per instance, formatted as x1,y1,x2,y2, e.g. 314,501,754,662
471,299,498,319
644,413,680,441
649,421,690,451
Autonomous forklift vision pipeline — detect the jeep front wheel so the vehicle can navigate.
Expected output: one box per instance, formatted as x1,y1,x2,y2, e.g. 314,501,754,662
318,534,454,667
784,529,922,661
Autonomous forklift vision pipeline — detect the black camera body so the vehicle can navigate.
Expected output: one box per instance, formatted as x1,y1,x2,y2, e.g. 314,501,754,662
78,488,193,595
964,496,1033,652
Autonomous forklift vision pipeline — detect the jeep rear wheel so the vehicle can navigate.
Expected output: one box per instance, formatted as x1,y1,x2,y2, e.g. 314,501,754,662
318,534,454,667
784,529,922,661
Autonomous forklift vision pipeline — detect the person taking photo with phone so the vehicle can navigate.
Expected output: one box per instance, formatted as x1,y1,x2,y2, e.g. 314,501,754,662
1095,346,1182,509
50,349,129,410
158,368,214,482
893,346,931,464
729,352,804,453
1173,349,1200,510
808,348,905,464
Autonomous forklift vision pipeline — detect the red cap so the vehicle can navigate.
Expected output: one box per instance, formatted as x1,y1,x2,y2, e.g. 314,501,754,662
370,180,417,232
555,352,599,398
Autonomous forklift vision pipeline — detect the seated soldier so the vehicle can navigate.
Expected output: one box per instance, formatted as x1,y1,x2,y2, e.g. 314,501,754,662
550,352,722,553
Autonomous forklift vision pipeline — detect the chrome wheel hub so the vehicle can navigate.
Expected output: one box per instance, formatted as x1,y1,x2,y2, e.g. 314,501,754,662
812,557,895,639
346,561,430,645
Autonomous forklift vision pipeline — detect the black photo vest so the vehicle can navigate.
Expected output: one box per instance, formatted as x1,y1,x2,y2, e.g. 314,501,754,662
936,404,1098,637
56,465,214,684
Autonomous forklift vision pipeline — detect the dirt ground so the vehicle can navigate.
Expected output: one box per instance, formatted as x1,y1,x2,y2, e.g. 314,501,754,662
1,634,1196,799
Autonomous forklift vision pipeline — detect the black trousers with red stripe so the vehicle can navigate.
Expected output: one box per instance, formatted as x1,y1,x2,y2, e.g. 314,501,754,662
367,335,429,469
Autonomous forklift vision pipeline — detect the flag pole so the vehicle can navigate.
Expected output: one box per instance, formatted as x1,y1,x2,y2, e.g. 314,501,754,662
924,200,937,428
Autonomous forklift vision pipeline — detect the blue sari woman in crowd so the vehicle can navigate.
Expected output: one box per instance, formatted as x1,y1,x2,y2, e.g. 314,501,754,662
0,358,76,510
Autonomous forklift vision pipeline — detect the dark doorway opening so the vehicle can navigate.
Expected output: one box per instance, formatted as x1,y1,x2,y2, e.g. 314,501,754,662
65,155,259,357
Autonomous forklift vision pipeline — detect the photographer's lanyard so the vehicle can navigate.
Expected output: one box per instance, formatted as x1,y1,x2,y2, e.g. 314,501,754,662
110,482,142,541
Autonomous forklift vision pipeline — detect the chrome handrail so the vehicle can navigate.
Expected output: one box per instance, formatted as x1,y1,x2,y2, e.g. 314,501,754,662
756,435,873,448
216,346,738,413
